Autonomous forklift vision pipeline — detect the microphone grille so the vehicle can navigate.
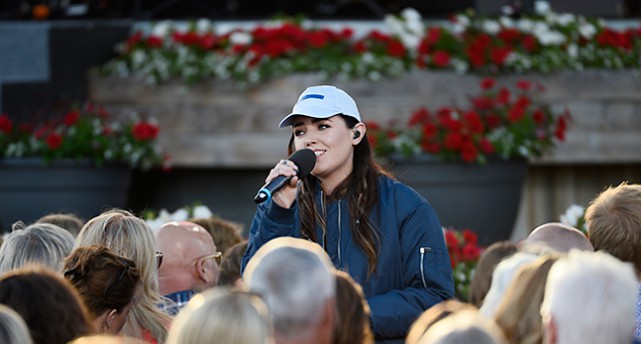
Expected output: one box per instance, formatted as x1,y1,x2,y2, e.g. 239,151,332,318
288,149,316,178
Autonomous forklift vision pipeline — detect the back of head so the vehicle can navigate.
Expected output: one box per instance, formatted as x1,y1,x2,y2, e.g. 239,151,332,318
36,213,85,238
0,222,75,274
219,240,249,288
541,250,637,344
167,288,273,344
418,309,507,344
188,215,243,255
406,300,476,344
480,252,538,318
0,304,33,344
75,209,169,342
523,222,593,254
333,270,373,344
0,267,94,344
494,254,561,344
585,182,641,273
244,237,335,342
63,245,141,319
469,241,518,307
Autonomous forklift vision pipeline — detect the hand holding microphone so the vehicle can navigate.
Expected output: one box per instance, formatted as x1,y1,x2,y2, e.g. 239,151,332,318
254,149,316,204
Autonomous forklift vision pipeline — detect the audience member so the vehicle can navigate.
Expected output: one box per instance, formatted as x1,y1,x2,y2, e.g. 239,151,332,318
418,309,508,344
218,240,248,289
0,267,94,344
0,304,33,344
406,300,477,344
70,335,145,344
333,270,373,344
36,212,85,238
540,250,637,344
75,209,171,343
494,254,561,344
480,252,538,318
521,222,593,254
0,221,75,274
166,288,273,344
584,182,641,338
244,237,336,344
64,245,141,334
468,241,518,308
154,221,221,314
188,215,244,255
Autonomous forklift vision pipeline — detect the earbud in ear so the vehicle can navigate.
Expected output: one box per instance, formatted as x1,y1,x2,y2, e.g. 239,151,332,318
353,131,361,139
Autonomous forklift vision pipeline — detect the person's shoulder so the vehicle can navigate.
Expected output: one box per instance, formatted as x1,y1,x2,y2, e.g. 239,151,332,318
377,175,428,206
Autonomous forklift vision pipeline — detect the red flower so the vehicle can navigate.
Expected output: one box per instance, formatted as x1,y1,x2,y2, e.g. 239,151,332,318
64,111,80,126
555,117,567,141
532,109,545,123
461,142,478,163
408,108,429,127
422,123,438,139
444,230,459,249
308,31,328,48
508,105,526,123
46,132,63,150
462,229,478,245
431,50,450,67
445,132,463,150
461,242,482,262
490,46,512,66
0,114,13,134
132,122,159,141
386,40,406,57
479,138,494,154
146,36,163,48
516,80,532,91
480,77,496,90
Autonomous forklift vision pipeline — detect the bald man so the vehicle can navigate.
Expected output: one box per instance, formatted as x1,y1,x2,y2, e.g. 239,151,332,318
155,221,221,315
522,222,594,254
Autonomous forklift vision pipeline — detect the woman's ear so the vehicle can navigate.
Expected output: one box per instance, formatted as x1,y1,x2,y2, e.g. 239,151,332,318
104,309,118,330
352,122,366,144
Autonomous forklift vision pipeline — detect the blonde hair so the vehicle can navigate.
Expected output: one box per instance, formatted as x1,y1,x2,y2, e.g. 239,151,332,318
418,309,507,344
406,300,476,344
333,270,373,344
0,304,33,344
167,288,273,344
75,209,170,343
0,222,75,274
585,182,641,272
494,254,560,344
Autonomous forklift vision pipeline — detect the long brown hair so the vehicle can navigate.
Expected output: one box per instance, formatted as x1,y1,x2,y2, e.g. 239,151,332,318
288,115,392,276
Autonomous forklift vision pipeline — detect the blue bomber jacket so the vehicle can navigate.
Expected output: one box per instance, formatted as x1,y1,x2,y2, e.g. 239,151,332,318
242,175,454,342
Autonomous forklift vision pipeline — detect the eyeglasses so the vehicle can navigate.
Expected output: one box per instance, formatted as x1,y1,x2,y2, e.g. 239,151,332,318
202,252,223,265
155,251,164,269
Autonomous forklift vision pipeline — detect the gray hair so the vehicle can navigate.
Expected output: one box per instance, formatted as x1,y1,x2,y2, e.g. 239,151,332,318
245,238,335,341
540,250,637,344
0,304,33,344
0,222,75,274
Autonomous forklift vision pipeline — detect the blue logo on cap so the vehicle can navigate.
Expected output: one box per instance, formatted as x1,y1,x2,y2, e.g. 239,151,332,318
301,94,325,101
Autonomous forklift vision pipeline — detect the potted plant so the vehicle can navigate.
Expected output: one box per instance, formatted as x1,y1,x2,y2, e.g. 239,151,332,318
365,77,570,244
0,103,167,232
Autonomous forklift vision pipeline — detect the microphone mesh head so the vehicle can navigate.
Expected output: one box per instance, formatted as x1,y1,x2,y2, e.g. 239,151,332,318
288,149,316,178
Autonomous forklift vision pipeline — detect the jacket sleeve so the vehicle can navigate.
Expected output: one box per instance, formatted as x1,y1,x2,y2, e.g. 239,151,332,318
241,200,298,273
367,201,455,340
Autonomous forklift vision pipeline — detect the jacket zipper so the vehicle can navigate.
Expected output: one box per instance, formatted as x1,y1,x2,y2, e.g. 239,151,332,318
420,247,431,288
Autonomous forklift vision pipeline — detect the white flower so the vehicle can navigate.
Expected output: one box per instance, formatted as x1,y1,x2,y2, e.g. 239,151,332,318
534,1,551,14
579,23,597,39
170,208,189,221
192,205,213,219
567,44,578,58
500,17,515,28
384,14,404,36
482,20,501,35
401,8,424,35
196,18,212,34
560,204,585,227
152,21,173,37
230,31,252,45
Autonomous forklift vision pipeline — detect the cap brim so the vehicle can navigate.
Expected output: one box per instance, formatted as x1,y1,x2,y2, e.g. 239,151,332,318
278,110,342,128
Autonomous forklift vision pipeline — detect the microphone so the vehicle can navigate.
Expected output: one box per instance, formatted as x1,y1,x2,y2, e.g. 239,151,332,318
254,149,317,204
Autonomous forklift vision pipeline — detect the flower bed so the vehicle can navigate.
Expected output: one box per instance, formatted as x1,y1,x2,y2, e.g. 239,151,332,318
0,103,167,170
444,227,485,301
100,8,641,87
366,77,570,164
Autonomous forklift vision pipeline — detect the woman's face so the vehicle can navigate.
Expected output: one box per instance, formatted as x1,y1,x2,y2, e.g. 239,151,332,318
291,115,357,188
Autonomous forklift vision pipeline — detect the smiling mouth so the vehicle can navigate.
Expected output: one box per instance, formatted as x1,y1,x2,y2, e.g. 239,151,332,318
314,150,326,157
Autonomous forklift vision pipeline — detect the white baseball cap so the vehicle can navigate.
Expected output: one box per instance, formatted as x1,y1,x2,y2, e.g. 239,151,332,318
278,85,362,128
